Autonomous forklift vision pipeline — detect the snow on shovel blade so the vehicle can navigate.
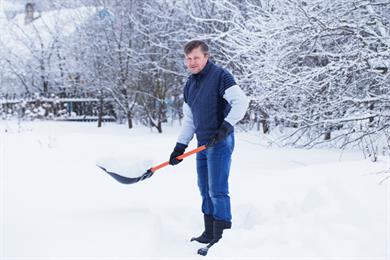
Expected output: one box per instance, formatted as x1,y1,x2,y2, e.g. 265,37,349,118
96,156,155,184
97,165,153,184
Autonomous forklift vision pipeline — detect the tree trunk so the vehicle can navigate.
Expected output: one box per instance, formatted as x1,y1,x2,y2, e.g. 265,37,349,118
97,95,104,128
324,131,331,140
156,121,162,133
368,103,374,126
127,111,133,129
43,80,48,95
261,119,269,134
149,119,162,133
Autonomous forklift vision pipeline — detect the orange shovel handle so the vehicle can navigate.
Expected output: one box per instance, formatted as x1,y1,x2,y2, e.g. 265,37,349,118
150,145,207,173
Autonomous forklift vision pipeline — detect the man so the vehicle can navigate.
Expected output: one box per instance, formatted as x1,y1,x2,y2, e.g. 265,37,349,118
169,40,248,250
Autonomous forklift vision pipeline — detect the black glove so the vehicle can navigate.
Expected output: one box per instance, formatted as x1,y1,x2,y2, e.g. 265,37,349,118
169,143,187,165
209,121,233,146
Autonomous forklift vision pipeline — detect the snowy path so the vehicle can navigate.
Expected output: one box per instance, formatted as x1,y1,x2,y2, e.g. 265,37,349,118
1,121,389,259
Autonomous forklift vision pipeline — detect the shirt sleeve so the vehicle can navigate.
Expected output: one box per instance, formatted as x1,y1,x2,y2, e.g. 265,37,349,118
177,102,195,145
223,85,249,126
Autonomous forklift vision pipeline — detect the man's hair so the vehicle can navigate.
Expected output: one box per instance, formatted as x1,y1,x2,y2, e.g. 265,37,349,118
184,40,209,55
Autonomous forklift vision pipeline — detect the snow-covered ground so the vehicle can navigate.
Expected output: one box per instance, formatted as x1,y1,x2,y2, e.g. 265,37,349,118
0,121,389,259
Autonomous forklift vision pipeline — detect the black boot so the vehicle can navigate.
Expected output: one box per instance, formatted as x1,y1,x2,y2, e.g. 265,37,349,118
190,214,214,244
209,219,231,246
197,220,232,256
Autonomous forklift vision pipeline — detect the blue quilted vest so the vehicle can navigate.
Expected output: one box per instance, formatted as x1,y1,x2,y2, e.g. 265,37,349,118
184,61,236,144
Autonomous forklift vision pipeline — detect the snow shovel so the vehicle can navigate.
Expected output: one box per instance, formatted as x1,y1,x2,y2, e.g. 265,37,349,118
97,145,207,184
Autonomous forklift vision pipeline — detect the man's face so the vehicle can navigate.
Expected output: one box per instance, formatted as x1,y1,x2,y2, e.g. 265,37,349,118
185,47,209,74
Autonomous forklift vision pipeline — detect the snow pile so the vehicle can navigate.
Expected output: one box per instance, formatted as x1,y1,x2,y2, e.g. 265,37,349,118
96,156,154,178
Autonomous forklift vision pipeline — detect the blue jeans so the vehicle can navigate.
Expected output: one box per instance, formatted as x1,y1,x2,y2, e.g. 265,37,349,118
196,133,235,221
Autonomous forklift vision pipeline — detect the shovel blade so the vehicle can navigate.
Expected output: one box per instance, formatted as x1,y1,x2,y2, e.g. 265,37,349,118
97,165,154,184
96,145,207,185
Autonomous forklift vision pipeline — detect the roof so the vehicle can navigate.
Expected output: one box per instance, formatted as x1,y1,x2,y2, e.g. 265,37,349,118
0,3,96,58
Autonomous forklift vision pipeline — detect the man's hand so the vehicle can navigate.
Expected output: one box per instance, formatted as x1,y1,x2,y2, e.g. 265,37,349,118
209,121,233,146
169,143,188,165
